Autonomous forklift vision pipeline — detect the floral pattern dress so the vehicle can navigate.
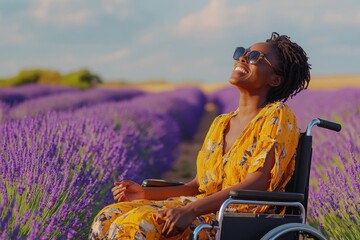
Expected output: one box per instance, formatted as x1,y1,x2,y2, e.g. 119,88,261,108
89,101,300,240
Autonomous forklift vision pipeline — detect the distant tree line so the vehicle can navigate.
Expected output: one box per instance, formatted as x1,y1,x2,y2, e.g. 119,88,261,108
0,68,102,89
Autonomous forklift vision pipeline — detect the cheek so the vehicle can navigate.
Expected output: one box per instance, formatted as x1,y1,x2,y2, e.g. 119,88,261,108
251,64,273,77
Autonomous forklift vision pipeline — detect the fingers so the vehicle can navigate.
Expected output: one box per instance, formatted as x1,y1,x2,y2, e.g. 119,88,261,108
114,182,121,187
112,185,126,195
117,193,128,202
154,211,166,222
164,219,175,236
163,219,180,237
113,180,134,187
163,219,170,235
156,210,180,237
113,191,128,202
112,184,128,202
113,180,143,202
117,180,133,187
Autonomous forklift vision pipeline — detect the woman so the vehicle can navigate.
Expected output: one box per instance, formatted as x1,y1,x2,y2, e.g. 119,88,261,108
89,32,311,239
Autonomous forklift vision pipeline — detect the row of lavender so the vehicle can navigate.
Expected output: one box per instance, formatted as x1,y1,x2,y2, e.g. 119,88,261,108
0,86,206,239
0,84,80,106
210,86,360,239
0,85,146,121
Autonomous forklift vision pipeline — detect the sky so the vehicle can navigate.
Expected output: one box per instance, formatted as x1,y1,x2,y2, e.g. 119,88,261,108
1,0,360,83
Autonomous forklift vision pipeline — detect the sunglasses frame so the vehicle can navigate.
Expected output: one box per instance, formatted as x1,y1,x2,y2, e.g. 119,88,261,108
233,47,277,72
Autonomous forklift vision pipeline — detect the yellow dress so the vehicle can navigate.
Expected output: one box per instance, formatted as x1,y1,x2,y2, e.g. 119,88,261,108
89,102,300,240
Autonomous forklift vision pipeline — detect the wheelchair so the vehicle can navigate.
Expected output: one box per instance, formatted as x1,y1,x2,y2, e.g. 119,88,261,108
142,118,342,240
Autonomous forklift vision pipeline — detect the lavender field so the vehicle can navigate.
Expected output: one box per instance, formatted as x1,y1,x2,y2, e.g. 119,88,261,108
0,85,206,239
1,84,359,239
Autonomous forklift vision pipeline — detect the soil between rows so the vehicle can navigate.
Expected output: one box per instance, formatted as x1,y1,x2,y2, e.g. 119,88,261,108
161,102,218,183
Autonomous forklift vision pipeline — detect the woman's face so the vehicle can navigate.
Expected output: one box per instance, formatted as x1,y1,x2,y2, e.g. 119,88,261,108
229,42,282,91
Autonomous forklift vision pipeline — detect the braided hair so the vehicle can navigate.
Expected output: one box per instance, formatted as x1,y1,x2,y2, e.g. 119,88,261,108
266,32,311,102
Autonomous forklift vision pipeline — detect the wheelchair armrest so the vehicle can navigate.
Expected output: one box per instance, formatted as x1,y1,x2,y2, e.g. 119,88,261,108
141,179,185,187
230,190,304,202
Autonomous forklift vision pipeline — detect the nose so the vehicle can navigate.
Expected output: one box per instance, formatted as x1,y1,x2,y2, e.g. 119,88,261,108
239,54,248,64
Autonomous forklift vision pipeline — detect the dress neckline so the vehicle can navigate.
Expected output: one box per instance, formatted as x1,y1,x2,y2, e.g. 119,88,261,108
221,105,268,156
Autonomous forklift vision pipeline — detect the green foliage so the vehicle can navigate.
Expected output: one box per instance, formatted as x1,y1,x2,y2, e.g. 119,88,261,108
14,69,43,85
0,68,102,89
61,69,102,89
0,78,13,87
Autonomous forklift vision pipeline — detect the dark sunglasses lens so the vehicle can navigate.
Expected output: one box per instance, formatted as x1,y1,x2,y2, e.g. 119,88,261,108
233,47,245,60
248,51,261,63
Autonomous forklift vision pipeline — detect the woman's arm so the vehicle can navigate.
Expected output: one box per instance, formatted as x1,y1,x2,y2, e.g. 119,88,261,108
155,147,275,237
112,175,200,202
144,176,200,200
185,147,275,215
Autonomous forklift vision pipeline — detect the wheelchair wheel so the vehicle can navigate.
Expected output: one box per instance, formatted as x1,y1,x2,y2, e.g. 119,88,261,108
260,223,327,240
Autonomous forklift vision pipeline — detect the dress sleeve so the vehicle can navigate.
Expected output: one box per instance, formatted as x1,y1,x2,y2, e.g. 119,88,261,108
247,103,300,191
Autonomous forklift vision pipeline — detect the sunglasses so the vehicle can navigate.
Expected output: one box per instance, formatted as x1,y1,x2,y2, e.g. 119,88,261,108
233,47,276,71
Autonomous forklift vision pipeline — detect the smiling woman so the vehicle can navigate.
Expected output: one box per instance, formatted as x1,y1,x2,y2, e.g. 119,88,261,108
89,32,312,240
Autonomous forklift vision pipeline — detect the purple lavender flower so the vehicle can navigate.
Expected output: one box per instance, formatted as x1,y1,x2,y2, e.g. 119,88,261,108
0,86,209,238
9,87,144,119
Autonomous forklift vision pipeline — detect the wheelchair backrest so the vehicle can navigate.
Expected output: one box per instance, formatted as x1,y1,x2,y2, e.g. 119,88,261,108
285,133,313,213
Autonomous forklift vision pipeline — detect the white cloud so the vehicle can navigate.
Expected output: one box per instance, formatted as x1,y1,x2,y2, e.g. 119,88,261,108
95,48,130,64
174,0,249,36
2,0,360,80
174,0,360,36
101,0,132,17
28,0,92,26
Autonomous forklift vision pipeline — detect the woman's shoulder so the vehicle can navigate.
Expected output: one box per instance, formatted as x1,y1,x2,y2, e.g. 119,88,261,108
210,108,239,126
262,101,297,120
265,101,294,114
216,108,239,119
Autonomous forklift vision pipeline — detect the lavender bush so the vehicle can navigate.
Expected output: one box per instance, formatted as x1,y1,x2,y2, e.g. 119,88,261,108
73,101,181,178
210,86,360,238
207,86,238,114
9,87,144,119
0,106,180,239
287,89,360,239
0,86,209,238
1,113,130,239
129,87,206,140
0,101,9,123
0,84,80,106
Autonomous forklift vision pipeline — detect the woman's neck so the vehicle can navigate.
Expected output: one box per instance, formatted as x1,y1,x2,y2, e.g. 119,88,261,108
237,94,267,116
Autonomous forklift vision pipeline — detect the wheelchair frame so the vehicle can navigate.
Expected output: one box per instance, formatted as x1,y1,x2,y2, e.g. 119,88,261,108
142,118,341,240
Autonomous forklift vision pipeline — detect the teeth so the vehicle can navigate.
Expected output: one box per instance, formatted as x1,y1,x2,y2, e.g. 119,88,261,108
235,66,248,74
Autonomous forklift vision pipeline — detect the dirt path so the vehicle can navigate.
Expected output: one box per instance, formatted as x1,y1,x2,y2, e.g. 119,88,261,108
161,102,218,183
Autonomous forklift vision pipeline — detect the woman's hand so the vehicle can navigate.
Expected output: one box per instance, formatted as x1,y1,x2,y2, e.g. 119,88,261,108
154,207,196,238
112,180,145,202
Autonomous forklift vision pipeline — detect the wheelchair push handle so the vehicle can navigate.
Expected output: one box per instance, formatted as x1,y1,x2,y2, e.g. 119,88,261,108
306,118,342,136
317,118,342,132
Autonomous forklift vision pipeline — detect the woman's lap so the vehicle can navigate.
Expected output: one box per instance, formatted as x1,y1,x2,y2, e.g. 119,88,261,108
89,197,216,240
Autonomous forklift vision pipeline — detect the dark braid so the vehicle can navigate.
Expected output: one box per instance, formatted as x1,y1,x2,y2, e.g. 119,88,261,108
266,32,311,102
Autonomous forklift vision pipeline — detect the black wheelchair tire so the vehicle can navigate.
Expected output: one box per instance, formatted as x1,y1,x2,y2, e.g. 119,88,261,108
260,223,327,240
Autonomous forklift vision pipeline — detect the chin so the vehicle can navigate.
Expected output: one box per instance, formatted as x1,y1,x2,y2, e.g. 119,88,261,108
228,79,237,87
228,75,239,84
228,76,246,86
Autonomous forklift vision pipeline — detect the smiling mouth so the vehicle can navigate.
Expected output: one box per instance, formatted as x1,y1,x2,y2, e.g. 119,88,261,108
234,66,249,74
